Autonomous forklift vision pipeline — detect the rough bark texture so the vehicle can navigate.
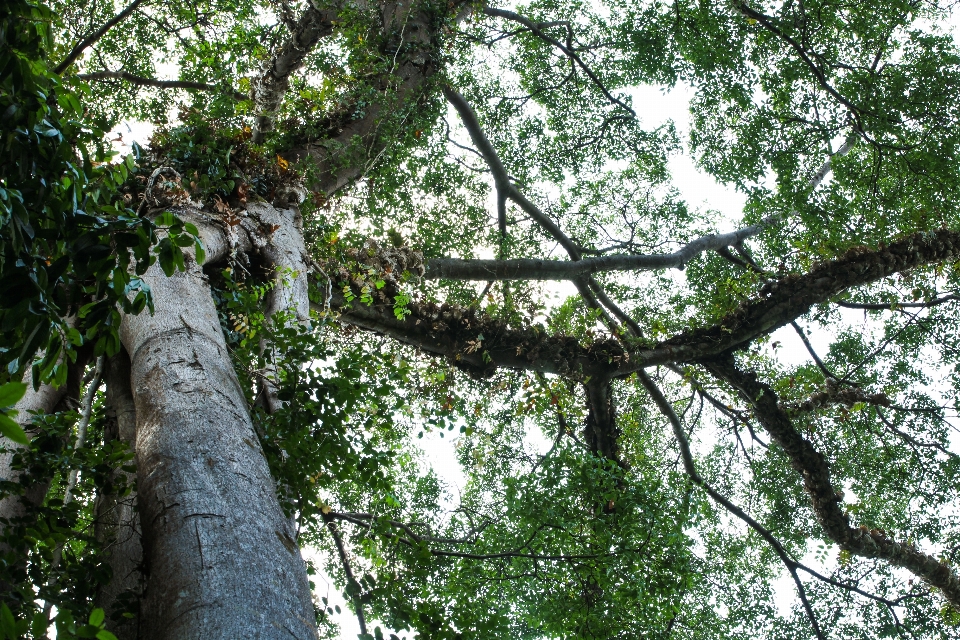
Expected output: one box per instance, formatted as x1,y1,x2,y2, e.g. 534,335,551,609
321,228,960,381
705,355,960,608
282,0,462,196
584,380,621,464
247,203,311,413
0,379,66,602
119,236,317,638
250,4,337,142
96,350,144,638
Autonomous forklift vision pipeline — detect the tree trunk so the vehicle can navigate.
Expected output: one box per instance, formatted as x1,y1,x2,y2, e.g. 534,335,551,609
0,344,90,604
95,349,144,638
119,216,317,639
0,380,66,604
248,202,311,413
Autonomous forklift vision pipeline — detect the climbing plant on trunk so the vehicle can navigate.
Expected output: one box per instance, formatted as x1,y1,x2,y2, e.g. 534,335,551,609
5,0,960,638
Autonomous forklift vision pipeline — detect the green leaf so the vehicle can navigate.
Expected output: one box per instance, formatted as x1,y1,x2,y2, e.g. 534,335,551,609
0,414,29,445
96,630,118,640
0,381,27,408
0,603,15,640
88,608,105,627
31,611,48,638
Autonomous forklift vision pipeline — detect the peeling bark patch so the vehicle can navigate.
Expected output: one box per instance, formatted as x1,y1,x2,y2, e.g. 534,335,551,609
275,530,298,554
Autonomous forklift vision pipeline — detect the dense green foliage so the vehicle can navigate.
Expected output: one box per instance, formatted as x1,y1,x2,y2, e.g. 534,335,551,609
5,0,960,638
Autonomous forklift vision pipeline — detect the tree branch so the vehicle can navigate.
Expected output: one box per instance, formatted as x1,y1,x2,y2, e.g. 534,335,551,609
321,513,368,637
482,7,636,118
55,0,147,74
790,321,839,380
422,222,787,279
77,70,247,101
637,370,827,640
732,1,865,119
703,355,960,608
625,228,960,373
317,228,960,380
836,294,960,310
250,4,338,142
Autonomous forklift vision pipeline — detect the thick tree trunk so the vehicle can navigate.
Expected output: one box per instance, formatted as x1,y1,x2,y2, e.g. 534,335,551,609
119,216,317,638
95,349,144,638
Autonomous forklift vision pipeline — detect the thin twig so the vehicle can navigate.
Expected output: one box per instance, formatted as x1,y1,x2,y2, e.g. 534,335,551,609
637,370,827,640
321,513,368,636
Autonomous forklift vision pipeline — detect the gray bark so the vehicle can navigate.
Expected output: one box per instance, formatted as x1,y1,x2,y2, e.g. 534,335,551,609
246,203,311,413
0,379,66,602
0,344,90,602
251,5,337,142
96,350,144,639
283,0,464,196
119,216,317,639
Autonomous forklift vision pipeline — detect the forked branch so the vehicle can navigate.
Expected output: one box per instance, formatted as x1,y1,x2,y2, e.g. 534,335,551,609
703,355,960,608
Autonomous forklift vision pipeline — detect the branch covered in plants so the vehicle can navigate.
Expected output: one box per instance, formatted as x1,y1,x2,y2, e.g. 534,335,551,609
627,229,960,372
322,228,960,379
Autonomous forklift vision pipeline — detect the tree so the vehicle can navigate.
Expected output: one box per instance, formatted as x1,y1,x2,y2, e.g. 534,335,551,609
2,0,960,637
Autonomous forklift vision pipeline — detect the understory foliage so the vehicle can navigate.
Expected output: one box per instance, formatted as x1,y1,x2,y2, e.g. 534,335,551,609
5,0,960,638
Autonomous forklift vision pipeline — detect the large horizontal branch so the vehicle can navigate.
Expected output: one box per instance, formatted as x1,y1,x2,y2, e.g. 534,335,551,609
319,228,960,379
423,224,776,280
77,70,247,101
319,286,621,378
704,355,960,608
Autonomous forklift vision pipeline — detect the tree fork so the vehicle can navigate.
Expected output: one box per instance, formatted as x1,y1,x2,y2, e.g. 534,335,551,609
703,355,960,608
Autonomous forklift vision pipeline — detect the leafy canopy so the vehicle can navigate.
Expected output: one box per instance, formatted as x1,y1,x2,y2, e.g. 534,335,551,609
5,0,960,638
